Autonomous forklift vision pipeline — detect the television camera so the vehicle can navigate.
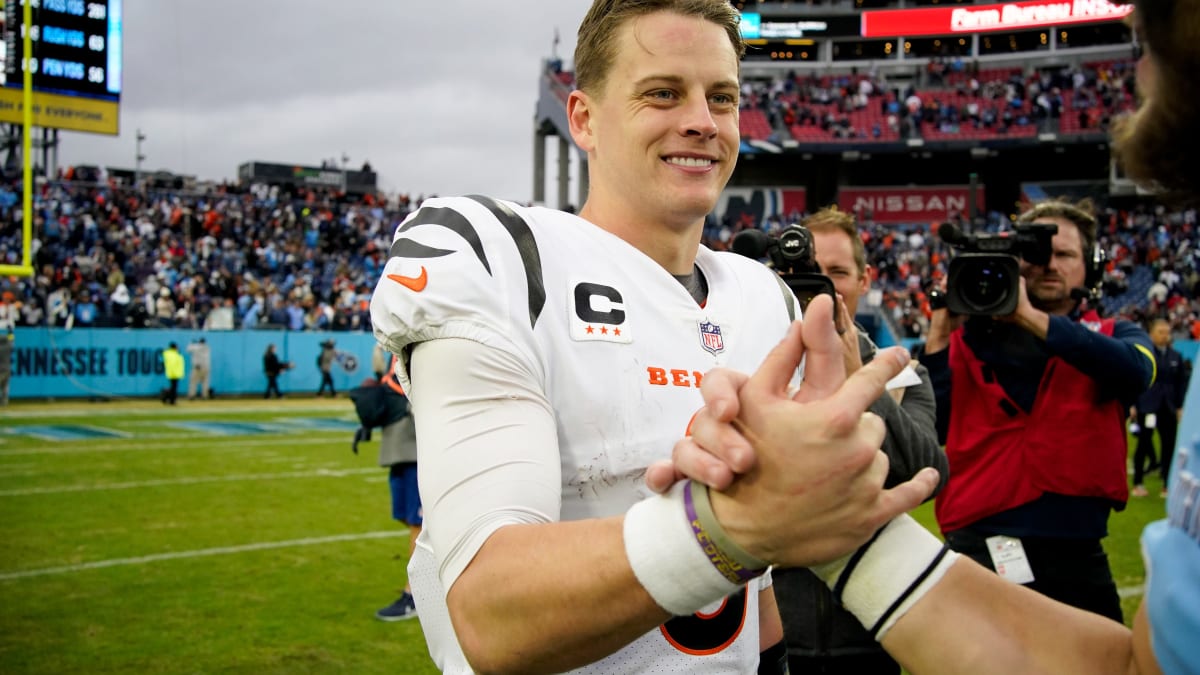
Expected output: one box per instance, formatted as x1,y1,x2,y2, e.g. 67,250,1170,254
731,224,837,318
936,222,1058,316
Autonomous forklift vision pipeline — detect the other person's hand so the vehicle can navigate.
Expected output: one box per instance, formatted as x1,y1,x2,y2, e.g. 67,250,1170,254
648,295,940,567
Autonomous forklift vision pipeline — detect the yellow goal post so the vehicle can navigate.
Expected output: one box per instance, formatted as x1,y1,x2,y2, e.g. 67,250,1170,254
0,0,36,279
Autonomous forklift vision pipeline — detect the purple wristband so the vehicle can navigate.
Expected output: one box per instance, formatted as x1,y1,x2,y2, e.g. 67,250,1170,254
684,480,767,584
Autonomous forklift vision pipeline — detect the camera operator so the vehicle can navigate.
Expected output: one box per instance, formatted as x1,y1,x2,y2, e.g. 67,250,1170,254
919,198,1155,622
772,206,947,675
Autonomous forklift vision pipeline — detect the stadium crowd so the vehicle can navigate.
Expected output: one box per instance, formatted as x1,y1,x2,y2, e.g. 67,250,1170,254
0,176,426,333
738,59,1138,144
2,172,1199,349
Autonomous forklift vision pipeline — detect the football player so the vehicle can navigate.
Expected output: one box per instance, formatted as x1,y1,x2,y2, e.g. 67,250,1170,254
371,1,935,672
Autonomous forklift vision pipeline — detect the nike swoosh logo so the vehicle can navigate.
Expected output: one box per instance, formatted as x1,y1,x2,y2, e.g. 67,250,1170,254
387,267,428,292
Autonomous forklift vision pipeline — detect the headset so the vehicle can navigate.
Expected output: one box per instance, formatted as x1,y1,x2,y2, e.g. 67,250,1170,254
1083,239,1108,298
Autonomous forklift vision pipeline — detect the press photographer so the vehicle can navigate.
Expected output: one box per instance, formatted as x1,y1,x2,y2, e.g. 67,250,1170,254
748,207,946,674
918,198,1155,622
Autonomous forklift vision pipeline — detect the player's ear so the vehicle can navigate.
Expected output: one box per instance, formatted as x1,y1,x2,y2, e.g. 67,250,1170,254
859,264,872,296
567,90,596,152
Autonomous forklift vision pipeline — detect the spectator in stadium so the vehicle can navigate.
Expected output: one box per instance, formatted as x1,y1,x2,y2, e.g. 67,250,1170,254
669,4,1200,671
204,299,236,331
316,339,337,397
159,341,185,406
0,291,19,331
771,206,946,675
369,2,934,672
917,198,1153,623
109,283,131,319
242,294,265,330
347,357,422,623
262,343,290,399
0,328,11,406
1131,317,1191,497
155,287,176,328
72,290,99,328
186,337,212,400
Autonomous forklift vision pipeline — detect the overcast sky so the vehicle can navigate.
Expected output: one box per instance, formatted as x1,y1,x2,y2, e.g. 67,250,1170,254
55,0,594,205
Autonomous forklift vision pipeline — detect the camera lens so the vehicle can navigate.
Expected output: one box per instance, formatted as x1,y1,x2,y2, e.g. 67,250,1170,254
959,260,1012,313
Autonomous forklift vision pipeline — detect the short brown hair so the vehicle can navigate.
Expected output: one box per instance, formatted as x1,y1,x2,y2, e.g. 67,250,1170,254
1111,0,1200,203
802,205,866,276
573,0,745,96
1015,198,1098,258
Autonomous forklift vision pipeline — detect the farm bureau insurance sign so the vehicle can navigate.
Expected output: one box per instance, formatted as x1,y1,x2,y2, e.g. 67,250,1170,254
861,0,1131,38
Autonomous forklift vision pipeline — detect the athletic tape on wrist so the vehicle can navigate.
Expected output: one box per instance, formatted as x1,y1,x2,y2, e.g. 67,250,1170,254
811,514,958,640
624,481,753,616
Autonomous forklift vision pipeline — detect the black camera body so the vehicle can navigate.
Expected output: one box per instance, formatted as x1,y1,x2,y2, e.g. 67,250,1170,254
940,222,1057,316
731,224,836,314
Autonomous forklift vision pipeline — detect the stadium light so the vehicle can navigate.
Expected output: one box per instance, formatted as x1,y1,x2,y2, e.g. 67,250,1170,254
135,128,146,189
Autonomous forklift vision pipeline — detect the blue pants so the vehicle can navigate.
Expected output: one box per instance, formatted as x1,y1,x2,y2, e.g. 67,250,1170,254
389,462,422,526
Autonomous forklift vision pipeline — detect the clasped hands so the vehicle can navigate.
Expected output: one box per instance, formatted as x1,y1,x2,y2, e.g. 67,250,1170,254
646,294,940,568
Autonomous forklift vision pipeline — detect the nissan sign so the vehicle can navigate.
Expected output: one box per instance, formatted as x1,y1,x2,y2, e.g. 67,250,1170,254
838,186,986,224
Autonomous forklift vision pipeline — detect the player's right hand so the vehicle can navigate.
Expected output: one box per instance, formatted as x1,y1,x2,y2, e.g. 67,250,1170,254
655,294,940,568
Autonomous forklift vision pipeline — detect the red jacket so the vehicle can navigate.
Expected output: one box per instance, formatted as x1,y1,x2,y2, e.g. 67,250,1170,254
936,315,1129,533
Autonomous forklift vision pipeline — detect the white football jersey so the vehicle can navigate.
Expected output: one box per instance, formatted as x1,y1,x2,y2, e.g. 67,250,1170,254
372,196,799,673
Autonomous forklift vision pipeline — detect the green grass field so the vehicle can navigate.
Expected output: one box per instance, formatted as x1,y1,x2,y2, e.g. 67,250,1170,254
0,399,1170,673
1,398,439,674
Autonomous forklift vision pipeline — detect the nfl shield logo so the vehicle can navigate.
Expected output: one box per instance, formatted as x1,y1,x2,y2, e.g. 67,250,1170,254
699,321,725,355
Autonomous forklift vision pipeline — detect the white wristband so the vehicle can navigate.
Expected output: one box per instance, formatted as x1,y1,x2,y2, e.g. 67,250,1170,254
811,514,958,639
623,481,743,616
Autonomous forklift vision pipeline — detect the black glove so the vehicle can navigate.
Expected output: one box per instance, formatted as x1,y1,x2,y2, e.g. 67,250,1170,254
352,427,371,454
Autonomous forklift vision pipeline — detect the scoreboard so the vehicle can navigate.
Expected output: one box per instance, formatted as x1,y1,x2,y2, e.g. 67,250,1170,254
1,0,122,135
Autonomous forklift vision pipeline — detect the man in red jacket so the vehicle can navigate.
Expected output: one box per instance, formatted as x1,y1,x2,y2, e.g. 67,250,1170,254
919,198,1154,622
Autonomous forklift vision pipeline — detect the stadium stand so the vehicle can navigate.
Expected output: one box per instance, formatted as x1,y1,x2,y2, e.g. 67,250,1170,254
0,175,422,334
733,59,1138,145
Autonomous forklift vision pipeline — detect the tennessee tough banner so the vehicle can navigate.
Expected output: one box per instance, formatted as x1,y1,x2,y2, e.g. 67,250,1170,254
838,186,986,224
861,0,1131,38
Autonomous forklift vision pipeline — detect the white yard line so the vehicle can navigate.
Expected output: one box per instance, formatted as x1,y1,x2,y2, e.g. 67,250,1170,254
0,530,408,581
0,435,343,457
0,403,356,418
1118,584,1145,599
0,467,379,496
0,462,39,474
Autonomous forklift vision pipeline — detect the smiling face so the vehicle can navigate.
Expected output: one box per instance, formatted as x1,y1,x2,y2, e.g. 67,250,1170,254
568,11,740,235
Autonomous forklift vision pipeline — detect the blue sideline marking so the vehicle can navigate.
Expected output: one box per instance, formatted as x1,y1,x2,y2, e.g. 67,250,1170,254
287,418,360,431
3,425,130,441
172,421,286,436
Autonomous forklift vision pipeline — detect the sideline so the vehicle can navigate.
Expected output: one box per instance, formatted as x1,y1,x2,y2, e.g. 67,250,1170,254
0,530,409,581
0,467,379,496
